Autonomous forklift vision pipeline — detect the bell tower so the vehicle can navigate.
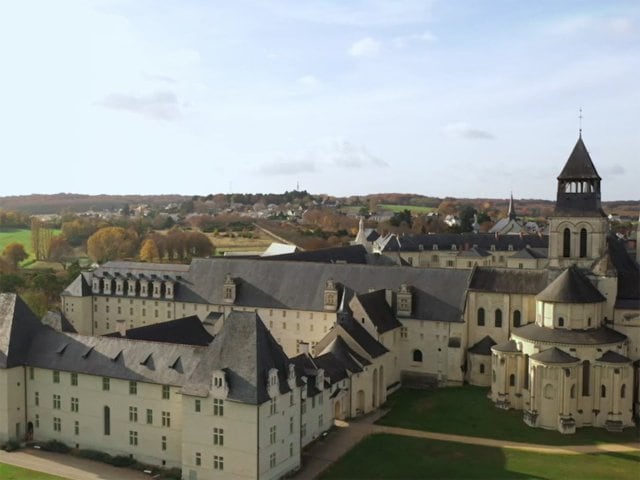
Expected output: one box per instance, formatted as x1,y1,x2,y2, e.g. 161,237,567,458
548,135,608,268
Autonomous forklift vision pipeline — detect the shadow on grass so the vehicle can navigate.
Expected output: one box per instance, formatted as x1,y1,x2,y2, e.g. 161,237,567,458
377,387,639,446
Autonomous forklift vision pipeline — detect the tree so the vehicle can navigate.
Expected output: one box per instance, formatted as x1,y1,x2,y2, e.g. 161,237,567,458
184,231,214,258
389,209,413,228
2,242,28,267
140,239,160,262
48,236,72,265
31,218,53,260
87,227,139,263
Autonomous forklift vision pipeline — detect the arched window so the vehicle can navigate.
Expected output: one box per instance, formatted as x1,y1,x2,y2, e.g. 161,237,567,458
513,310,521,328
621,384,626,398
570,384,576,399
579,228,587,258
103,406,111,436
480,364,485,374
563,228,571,258
582,361,590,396
600,385,606,398
477,308,485,326
558,317,565,327
494,309,502,328
509,374,515,387
412,349,423,362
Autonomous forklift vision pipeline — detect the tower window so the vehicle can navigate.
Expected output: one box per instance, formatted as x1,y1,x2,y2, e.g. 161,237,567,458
513,310,521,328
579,228,587,258
412,349,423,362
494,309,502,328
477,308,485,326
563,228,571,258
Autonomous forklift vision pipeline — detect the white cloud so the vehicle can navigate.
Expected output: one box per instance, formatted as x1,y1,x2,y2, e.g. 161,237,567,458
297,75,323,89
101,91,183,121
348,37,380,57
392,31,436,48
443,122,495,140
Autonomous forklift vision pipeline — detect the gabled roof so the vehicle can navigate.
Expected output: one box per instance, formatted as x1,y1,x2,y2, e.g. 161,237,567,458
319,336,370,373
337,314,388,359
264,244,377,265
41,311,77,333
0,294,43,368
314,352,349,382
377,232,548,253
596,350,632,364
536,266,606,304
468,335,496,355
605,234,640,309
530,347,580,364
511,246,547,260
109,316,213,346
558,136,601,180
184,311,293,404
469,268,549,294
61,272,92,296
458,246,491,257
352,290,402,334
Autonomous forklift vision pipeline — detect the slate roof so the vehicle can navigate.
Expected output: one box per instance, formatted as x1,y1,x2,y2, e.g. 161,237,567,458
458,246,491,258
512,323,626,346
290,353,322,397
0,294,43,368
468,336,496,355
61,271,92,297
468,268,549,294
377,232,548,253
492,339,520,353
605,235,640,309
596,350,632,364
27,328,204,386
264,244,381,264
511,247,548,260
183,311,293,403
530,347,580,364
183,258,471,323
337,314,388,359
489,218,523,235
314,352,349,382
536,266,606,303
353,290,403,334
319,336,370,373
558,136,601,180
110,316,214,346
41,311,77,333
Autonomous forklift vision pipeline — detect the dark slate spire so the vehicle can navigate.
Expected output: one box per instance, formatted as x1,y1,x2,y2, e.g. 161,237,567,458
555,136,604,215
507,192,517,220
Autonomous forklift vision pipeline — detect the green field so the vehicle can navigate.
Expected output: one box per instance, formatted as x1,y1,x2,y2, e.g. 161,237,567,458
378,204,437,214
0,228,62,262
320,434,640,479
378,387,639,445
0,462,69,480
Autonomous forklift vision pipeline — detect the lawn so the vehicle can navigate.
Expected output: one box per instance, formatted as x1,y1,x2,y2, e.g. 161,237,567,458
320,434,640,479
0,227,63,262
379,204,437,214
0,462,69,480
377,387,639,445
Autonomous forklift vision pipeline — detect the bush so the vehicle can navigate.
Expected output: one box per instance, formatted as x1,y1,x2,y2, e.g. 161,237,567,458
77,449,112,463
41,440,70,453
108,455,136,467
3,439,20,451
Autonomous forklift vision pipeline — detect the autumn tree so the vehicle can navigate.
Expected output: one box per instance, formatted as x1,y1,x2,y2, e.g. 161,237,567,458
31,218,53,260
140,239,160,262
48,236,73,265
87,227,139,263
2,242,28,267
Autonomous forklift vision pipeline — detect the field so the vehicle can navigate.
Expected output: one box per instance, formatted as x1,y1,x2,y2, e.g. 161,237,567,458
0,462,68,480
0,228,64,263
377,387,639,445
378,204,437,214
320,434,640,479
205,229,278,255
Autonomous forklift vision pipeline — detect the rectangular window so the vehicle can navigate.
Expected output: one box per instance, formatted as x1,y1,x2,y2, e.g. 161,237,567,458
161,435,167,451
289,416,294,434
213,398,224,416
269,452,276,469
195,452,201,466
129,406,138,422
213,427,224,446
146,409,153,424
129,430,138,446
71,397,79,412
270,398,277,415
162,411,171,427
29,367,34,380
301,423,306,437
53,394,61,410
400,327,408,339
74,420,79,435
35,391,39,406
70,373,78,386
53,371,60,383
162,385,170,399
53,417,61,432
102,378,110,391
318,414,323,427
194,399,201,412
35,414,39,428
269,425,276,445
301,400,306,415
213,455,224,471
129,381,137,395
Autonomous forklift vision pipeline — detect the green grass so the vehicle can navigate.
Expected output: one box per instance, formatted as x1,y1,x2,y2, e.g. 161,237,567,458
377,387,639,445
320,434,640,479
0,462,69,480
0,228,62,262
378,204,437,214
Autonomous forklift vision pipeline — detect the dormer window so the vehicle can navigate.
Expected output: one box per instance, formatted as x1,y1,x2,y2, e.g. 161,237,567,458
451,244,457,251
432,244,438,251
214,376,223,388
508,244,514,251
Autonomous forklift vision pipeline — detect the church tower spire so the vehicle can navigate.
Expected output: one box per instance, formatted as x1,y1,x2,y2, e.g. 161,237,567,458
507,192,517,220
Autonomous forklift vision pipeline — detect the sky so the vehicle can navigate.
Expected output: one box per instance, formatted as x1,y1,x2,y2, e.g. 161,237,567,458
1,0,638,200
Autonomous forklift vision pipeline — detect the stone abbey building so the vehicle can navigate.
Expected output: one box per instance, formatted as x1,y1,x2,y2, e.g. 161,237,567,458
0,135,638,479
